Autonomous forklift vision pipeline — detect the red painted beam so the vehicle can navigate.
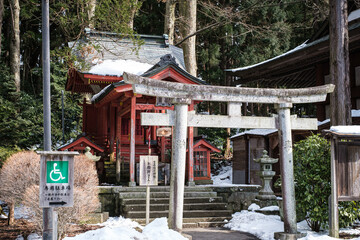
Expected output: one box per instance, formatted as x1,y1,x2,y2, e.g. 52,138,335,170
135,104,174,111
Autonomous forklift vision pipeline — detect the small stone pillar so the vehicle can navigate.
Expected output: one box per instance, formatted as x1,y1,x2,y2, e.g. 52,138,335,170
254,150,278,202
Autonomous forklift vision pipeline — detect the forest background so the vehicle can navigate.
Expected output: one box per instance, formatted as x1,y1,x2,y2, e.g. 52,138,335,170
0,0,330,165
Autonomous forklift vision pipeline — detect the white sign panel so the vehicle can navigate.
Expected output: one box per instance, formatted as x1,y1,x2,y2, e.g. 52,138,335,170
139,156,158,186
39,151,78,208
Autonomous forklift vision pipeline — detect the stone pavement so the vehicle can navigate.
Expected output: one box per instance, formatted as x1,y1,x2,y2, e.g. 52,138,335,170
182,227,259,240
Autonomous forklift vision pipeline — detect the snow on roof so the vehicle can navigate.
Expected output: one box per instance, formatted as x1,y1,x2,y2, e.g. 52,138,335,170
230,129,277,139
88,59,153,77
318,110,360,126
330,125,360,135
349,8,360,22
352,109,360,117
226,9,360,74
226,42,308,72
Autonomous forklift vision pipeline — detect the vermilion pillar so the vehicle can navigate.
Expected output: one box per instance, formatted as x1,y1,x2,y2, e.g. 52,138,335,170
129,95,136,186
187,104,195,186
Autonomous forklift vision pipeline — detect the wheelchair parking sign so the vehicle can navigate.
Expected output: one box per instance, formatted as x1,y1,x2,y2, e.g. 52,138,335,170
38,151,78,208
47,161,68,183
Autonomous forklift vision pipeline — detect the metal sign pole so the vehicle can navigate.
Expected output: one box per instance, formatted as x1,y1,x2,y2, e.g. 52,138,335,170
41,0,55,238
146,185,150,224
146,128,151,224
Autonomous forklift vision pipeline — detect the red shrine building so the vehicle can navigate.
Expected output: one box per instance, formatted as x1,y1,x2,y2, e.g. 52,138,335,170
59,29,220,185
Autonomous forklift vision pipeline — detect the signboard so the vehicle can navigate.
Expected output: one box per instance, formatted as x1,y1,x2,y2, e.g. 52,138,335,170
39,151,78,208
156,97,172,107
336,143,360,201
139,156,158,186
156,127,172,137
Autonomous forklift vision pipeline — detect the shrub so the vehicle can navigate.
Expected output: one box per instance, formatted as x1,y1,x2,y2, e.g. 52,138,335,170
0,152,99,239
294,134,360,232
0,146,21,169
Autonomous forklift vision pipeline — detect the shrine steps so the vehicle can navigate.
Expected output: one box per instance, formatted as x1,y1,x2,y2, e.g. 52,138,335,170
118,186,232,228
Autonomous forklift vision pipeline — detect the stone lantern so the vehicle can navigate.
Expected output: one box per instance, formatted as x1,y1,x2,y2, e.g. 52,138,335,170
254,150,278,201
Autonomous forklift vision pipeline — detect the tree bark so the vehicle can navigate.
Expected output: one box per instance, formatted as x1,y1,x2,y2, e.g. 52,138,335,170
7,202,14,226
0,0,4,57
87,0,96,29
9,0,20,92
179,0,197,77
329,0,351,126
164,0,176,45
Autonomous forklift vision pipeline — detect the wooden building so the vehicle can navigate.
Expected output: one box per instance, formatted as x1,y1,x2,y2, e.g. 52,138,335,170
226,8,360,121
227,8,360,184
60,29,218,185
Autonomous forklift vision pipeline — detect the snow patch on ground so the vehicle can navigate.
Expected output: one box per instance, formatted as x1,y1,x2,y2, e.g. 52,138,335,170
63,217,186,240
225,210,284,240
225,209,360,240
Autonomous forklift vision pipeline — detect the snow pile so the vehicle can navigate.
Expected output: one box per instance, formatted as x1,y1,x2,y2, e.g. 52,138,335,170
16,233,41,240
211,164,232,186
88,59,152,77
260,206,279,211
248,203,261,211
225,209,360,240
142,218,186,240
225,210,284,240
63,217,186,240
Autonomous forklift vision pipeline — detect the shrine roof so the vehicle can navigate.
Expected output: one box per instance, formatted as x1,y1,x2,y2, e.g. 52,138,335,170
225,8,360,88
69,28,186,71
91,54,207,104
230,129,278,140
193,138,222,153
58,135,104,152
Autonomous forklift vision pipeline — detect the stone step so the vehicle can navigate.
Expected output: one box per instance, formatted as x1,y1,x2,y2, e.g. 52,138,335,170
123,203,228,212
119,191,217,199
125,210,233,219
132,217,231,226
121,197,224,205
116,186,214,192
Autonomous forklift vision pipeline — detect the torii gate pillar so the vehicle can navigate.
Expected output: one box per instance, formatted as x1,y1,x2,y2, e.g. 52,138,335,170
168,99,190,231
276,103,299,237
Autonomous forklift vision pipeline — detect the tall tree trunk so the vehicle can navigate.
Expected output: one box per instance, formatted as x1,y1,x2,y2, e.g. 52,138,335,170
0,0,4,57
179,0,197,77
9,0,20,92
329,0,351,126
164,0,176,45
87,0,96,29
127,0,139,29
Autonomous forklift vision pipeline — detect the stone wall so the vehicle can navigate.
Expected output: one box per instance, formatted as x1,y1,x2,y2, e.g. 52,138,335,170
209,185,261,212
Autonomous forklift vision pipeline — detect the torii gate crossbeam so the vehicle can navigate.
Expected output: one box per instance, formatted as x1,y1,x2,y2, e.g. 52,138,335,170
123,72,334,239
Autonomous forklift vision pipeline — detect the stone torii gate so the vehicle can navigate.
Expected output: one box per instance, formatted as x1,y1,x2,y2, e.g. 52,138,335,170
123,72,334,239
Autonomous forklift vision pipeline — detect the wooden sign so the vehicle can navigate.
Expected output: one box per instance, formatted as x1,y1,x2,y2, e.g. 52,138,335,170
156,127,172,137
336,143,360,201
39,151,78,208
139,156,158,186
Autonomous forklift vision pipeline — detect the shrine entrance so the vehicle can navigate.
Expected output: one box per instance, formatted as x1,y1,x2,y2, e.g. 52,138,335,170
124,72,334,239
